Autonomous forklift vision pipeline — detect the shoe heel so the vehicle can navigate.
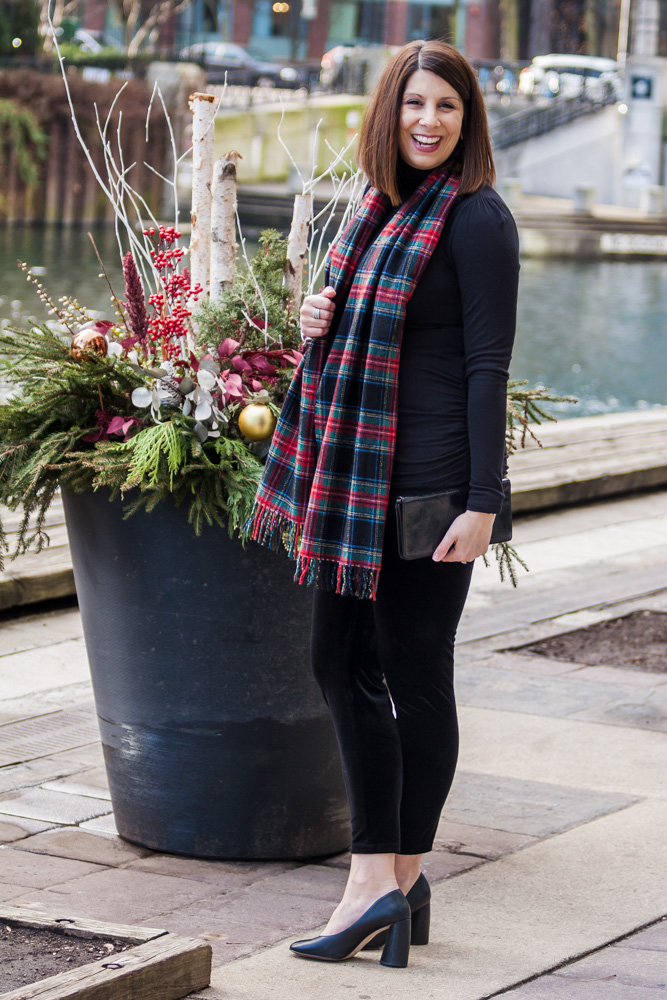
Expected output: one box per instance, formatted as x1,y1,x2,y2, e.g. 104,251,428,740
380,917,411,968
411,902,430,945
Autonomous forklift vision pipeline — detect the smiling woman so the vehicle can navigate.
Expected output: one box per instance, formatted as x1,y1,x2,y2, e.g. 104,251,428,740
398,71,464,170
357,41,495,206
247,39,519,969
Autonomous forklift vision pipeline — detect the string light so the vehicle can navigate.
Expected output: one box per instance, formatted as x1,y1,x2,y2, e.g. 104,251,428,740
272,2,290,11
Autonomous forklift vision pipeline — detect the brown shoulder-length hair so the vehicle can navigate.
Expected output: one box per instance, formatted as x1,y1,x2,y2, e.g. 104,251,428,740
357,40,495,205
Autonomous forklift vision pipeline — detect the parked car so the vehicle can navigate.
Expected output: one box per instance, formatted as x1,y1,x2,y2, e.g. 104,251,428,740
518,54,621,101
179,42,306,89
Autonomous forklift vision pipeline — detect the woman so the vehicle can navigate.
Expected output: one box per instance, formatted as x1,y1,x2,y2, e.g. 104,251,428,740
246,39,519,967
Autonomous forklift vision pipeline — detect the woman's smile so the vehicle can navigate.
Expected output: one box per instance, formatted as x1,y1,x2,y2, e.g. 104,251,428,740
398,69,464,170
410,134,442,152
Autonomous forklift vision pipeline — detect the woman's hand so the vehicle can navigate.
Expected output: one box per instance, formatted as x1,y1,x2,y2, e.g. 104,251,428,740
300,286,336,340
432,510,496,563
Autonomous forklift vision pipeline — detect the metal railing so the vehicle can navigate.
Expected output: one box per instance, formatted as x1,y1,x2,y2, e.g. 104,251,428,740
490,86,619,151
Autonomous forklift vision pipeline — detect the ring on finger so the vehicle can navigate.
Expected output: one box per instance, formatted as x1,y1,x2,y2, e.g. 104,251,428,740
313,307,321,320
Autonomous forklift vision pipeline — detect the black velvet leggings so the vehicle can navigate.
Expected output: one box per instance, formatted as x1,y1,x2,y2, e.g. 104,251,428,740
310,512,473,855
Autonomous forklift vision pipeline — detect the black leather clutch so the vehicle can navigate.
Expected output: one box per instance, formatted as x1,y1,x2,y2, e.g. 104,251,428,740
395,479,512,560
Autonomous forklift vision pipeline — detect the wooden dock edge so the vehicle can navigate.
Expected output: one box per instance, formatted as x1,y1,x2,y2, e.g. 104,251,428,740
0,905,212,1000
2,409,667,611
512,464,667,514
0,567,75,613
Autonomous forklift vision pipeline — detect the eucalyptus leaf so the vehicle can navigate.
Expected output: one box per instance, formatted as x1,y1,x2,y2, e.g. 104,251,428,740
195,400,212,421
194,421,209,443
131,387,152,408
197,369,217,391
178,376,195,395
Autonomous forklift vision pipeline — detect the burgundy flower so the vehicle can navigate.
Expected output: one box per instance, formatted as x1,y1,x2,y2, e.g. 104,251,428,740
84,409,143,443
122,252,149,348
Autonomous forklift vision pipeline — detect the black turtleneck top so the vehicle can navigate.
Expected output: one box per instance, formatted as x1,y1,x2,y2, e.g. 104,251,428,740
390,161,520,514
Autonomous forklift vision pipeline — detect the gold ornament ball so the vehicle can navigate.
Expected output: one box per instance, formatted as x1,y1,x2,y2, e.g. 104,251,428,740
238,403,277,441
71,329,108,361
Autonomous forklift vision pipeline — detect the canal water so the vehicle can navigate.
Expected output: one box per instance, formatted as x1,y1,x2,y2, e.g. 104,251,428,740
1,226,665,418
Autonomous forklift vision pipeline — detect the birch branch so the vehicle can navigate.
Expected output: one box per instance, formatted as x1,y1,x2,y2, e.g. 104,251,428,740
190,92,218,300
210,151,242,299
285,193,312,313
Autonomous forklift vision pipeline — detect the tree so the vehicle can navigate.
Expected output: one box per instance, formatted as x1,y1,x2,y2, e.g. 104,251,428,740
107,0,195,57
39,0,81,54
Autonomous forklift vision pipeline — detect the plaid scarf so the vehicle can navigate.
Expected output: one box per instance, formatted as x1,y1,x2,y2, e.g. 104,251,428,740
245,167,460,599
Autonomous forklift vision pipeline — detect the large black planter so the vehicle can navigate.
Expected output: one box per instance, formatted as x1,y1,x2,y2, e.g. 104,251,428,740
62,488,350,860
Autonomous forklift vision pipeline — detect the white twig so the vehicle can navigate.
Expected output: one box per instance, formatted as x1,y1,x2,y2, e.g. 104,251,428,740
307,167,365,294
153,84,181,231
307,118,323,188
276,102,304,188
236,208,269,345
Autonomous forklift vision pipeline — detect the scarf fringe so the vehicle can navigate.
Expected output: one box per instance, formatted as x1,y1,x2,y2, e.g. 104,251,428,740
296,554,378,600
245,501,379,600
244,501,303,559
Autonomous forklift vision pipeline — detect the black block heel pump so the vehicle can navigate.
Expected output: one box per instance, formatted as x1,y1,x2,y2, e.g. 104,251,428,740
289,889,411,967
379,916,411,968
409,894,430,945
364,873,431,950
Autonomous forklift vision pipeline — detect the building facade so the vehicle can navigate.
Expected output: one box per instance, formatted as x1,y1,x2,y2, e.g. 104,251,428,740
82,0,667,64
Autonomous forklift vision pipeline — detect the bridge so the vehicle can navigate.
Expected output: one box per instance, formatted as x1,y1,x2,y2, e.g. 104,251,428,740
490,89,619,151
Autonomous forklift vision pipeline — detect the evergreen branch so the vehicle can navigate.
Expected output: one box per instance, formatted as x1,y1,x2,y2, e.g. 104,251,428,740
482,542,530,588
506,380,577,455
122,421,187,489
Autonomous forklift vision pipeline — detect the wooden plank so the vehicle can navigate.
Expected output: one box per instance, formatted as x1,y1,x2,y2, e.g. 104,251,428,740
512,430,667,462
513,468,667,514
0,907,166,945
511,452,667,485
1,509,67,534
512,455,667,486
513,427,667,458
3,528,70,554
0,934,212,1000
511,409,667,452
0,566,75,612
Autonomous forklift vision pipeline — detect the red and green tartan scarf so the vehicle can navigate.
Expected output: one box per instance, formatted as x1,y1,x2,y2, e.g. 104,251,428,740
245,166,460,599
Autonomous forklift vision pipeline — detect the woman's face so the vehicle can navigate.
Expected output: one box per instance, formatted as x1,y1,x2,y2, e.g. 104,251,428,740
398,69,464,170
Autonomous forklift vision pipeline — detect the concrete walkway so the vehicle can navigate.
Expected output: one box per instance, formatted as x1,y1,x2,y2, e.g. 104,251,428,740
0,489,666,998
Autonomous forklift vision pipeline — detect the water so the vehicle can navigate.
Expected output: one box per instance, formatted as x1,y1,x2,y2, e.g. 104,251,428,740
513,257,667,418
1,226,665,419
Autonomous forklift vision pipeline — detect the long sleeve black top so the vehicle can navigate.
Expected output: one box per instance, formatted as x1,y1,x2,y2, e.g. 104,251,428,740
390,165,520,514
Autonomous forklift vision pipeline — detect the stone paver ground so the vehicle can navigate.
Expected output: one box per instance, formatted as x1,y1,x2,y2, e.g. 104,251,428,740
0,490,666,998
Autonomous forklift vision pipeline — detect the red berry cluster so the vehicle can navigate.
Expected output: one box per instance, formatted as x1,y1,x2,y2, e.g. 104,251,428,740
142,227,203,361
